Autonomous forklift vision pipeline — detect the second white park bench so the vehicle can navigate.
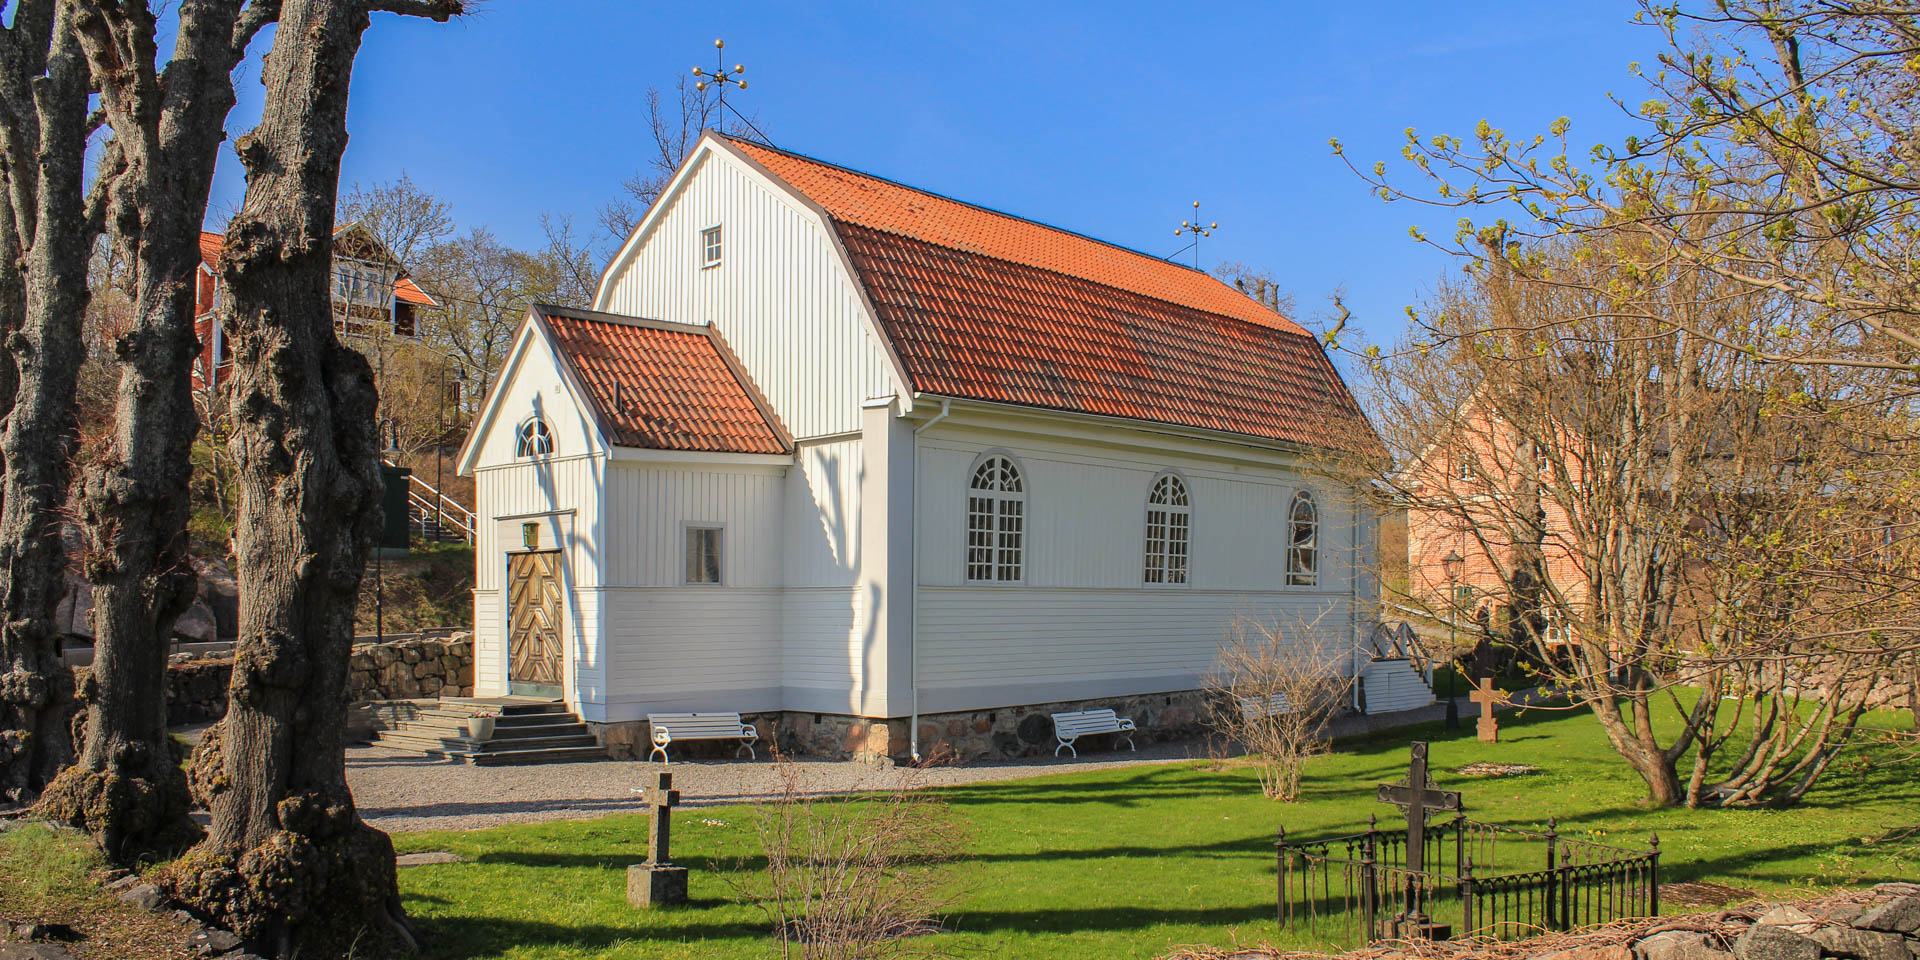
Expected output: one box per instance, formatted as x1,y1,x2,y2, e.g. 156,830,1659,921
1051,708,1136,758
646,712,758,764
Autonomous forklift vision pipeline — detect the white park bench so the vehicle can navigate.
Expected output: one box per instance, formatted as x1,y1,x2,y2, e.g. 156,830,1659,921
1239,692,1299,721
646,712,758,764
1051,708,1136,758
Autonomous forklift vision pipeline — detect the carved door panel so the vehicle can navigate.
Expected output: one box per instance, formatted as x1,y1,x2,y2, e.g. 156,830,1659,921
507,550,563,695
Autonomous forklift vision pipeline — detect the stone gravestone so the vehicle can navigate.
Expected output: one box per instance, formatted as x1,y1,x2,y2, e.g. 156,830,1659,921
1375,741,1463,940
628,771,689,908
1469,678,1503,743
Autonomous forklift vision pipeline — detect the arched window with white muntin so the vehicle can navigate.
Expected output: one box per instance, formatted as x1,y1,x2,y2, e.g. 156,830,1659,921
515,416,554,458
966,454,1025,583
1144,472,1191,585
1286,490,1318,587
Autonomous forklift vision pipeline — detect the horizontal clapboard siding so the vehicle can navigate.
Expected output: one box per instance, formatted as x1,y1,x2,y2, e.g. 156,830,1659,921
1360,659,1435,714
781,587,868,709
602,587,782,719
915,587,1355,710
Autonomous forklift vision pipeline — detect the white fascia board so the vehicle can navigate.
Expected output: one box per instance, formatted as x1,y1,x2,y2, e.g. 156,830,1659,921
592,146,714,310
455,312,614,475
454,318,537,475
703,134,917,407
608,446,793,470
907,394,1343,472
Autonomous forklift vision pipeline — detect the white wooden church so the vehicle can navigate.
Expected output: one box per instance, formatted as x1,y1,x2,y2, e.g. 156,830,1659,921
456,132,1423,761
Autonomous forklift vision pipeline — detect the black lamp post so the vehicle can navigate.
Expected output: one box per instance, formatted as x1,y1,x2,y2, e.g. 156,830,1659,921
1443,550,1464,730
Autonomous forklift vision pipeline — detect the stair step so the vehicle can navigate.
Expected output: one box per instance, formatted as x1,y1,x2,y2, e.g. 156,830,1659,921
379,730,596,751
398,718,589,739
466,746,608,766
412,709,570,727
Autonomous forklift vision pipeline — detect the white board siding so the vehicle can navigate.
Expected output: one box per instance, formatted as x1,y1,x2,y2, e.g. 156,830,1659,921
783,437,863,588
1360,659,1436,714
596,148,896,440
914,587,1351,713
602,587,782,721
781,586,869,711
468,325,605,471
914,422,1364,594
472,589,504,694
471,456,604,592
601,461,786,588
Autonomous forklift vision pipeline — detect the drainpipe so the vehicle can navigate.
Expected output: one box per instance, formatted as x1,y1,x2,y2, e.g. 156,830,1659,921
908,397,952,763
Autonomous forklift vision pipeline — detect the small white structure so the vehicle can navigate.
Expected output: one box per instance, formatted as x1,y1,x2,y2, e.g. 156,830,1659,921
457,133,1395,761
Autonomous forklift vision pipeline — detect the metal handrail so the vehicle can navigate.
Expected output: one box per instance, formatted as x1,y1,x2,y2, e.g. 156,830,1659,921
404,474,475,543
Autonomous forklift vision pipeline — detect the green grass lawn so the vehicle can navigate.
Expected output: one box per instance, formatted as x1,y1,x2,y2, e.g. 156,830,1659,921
393,704,1920,960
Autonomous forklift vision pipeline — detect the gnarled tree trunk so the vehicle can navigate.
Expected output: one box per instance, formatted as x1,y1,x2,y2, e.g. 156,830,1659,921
0,0,106,805
167,0,458,951
35,0,277,864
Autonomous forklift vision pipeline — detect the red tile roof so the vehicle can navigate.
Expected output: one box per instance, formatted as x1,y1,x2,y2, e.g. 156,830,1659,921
198,230,437,305
534,304,790,456
722,136,1373,451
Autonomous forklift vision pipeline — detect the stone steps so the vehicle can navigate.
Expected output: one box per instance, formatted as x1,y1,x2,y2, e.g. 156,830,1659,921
370,696,605,766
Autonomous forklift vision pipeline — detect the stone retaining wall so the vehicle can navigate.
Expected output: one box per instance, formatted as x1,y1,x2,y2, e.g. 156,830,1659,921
150,634,475,728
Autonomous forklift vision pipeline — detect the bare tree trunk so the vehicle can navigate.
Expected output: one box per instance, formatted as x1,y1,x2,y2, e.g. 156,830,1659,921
0,0,105,805
167,0,457,949
34,0,275,864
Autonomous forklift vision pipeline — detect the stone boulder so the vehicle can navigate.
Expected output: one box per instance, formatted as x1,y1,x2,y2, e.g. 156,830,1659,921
1855,897,1920,935
1734,924,1821,960
171,599,219,643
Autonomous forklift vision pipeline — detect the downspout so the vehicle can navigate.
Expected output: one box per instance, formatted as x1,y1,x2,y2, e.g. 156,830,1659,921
908,397,952,763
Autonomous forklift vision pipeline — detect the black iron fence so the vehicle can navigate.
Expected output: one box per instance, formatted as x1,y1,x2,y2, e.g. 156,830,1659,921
1277,815,1659,945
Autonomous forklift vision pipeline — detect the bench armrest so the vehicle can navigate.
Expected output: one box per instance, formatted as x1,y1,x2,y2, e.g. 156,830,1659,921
1116,717,1136,731
652,728,672,745
739,724,757,739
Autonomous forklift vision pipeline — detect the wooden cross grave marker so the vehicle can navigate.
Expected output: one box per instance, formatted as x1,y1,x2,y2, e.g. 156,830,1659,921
1469,677,1503,743
627,772,689,908
1375,741,1463,938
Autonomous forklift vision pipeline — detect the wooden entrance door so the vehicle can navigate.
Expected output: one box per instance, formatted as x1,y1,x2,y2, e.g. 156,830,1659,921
507,550,564,697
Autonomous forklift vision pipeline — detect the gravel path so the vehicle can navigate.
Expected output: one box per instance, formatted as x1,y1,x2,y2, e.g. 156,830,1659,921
345,740,1206,833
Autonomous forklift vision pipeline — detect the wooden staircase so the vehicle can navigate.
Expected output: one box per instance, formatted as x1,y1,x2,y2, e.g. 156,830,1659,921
373,696,606,765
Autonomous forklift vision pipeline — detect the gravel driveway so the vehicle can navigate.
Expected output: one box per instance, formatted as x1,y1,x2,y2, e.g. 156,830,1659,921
346,740,1203,833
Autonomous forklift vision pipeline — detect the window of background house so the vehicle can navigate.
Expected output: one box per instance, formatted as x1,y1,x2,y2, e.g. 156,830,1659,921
966,455,1025,582
1286,490,1318,587
686,526,722,584
1144,473,1190,585
700,225,723,267
515,417,554,458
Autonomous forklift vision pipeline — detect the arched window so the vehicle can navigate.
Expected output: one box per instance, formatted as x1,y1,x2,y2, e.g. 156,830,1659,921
1286,490,1318,586
1144,473,1190,584
966,455,1025,582
515,417,554,458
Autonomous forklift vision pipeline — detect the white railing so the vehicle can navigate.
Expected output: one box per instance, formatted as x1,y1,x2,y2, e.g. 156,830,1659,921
405,473,475,543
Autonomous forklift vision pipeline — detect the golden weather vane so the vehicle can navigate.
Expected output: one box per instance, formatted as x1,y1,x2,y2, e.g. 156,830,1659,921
1173,201,1217,270
692,39,748,124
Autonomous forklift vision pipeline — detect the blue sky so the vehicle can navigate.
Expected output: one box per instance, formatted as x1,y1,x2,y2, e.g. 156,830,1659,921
208,1,1658,349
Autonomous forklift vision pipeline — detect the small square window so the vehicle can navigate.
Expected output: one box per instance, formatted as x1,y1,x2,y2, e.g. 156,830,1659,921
700,226,723,268
686,526,722,584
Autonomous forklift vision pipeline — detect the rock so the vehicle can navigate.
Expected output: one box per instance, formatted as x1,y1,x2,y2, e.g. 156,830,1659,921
395,851,468,867
1734,924,1821,960
102,872,140,893
116,882,166,911
1756,905,1819,933
61,580,94,639
187,926,242,957
1812,927,1909,960
192,554,239,640
12,923,78,942
0,945,77,959
171,599,218,643
1856,897,1920,934
1872,883,1920,898
1638,931,1719,960
1537,945,1632,960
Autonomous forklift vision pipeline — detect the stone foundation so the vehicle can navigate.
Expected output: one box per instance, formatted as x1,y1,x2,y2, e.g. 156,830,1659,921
126,635,476,730
590,690,1214,765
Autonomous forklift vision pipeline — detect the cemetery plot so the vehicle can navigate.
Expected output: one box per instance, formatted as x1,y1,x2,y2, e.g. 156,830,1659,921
1277,742,1660,946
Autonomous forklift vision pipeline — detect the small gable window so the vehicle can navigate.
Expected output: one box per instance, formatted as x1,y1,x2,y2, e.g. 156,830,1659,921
700,225,723,267
966,455,1025,583
1286,490,1318,587
515,417,554,458
1144,472,1190,585
686,526,723,585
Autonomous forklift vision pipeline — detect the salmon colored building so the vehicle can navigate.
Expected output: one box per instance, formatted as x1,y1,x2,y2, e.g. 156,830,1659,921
192,224,438,390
